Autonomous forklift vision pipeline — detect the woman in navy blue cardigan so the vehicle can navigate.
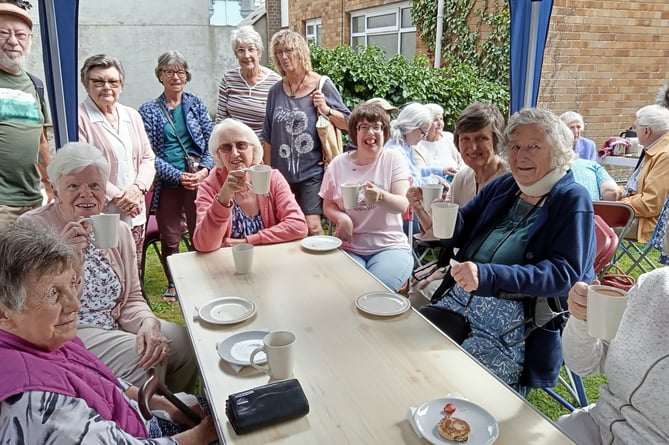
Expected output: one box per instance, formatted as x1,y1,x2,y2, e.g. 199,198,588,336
420,108,596,392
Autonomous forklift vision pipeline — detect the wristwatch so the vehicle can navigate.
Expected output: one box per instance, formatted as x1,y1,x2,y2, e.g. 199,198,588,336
327,108,334,117
134,182,147,194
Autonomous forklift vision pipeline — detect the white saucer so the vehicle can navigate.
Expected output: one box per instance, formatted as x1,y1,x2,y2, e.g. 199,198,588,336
413,397,499,445
356,291,410,316
301,235,342,252
217,330,268,366
198,297,256,325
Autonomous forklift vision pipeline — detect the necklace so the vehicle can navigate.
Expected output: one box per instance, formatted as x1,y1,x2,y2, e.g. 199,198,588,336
288,71,308,98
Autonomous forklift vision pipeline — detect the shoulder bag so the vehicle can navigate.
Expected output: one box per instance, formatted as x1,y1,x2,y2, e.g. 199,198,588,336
315,76,343,166
155,99,202,173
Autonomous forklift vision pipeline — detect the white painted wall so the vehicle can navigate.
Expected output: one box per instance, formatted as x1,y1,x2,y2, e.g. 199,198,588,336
25,0,241,117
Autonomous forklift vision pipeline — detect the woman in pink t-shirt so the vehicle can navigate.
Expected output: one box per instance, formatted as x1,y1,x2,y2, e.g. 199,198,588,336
319,102,413,291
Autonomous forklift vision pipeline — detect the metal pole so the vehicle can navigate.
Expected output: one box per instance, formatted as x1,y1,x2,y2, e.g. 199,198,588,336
524,0,541,108
434,0,445,68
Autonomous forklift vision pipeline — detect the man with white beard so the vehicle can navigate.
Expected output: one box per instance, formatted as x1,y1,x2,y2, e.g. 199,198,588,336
0,1,51,224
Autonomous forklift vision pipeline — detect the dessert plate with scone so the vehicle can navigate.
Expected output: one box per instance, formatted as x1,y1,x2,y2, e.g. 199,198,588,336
412,397,498,444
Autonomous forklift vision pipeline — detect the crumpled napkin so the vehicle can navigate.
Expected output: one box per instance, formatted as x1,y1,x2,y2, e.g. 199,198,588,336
407,392,467,439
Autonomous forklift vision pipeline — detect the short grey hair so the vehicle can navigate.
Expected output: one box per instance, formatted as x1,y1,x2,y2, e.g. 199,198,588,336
389,103,432,143
208,119,263,167
154,50,192,82
424,103,444,118
231,25,264,55
502,108,575,170
0,222,79,312
47,142,110,190
80,54,125,86
636,104,669,132
559,111,584,127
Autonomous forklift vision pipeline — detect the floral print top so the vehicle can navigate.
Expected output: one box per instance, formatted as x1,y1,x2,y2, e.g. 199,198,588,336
78,244,121,330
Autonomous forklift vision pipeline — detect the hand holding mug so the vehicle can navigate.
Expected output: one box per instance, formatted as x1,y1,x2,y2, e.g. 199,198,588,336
219,170,248,203
567,281,591,321
62,220,92,254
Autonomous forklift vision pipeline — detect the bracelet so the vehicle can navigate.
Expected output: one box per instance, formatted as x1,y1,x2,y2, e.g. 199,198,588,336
215,194,233,208
40,178,50,183
378,190,384,202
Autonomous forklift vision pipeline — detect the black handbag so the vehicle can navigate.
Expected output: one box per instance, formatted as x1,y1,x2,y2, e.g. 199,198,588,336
418,305,471,345
155,99,202,173
225,379,309,435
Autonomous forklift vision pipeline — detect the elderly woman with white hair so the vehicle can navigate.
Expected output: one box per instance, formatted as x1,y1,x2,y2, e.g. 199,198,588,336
18,142,198,394
419,108,595,392
413,103,463,177
192,119,308,252
559,110,597,161
215,25,281,136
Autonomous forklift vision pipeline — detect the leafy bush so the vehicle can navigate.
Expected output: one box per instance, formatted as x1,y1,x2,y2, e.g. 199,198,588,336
309,44,509,130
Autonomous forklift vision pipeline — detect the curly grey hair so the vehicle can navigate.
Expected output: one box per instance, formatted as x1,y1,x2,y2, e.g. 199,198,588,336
80,54,125,86
47,142,110,192
231,25,264,55
208,119,263,167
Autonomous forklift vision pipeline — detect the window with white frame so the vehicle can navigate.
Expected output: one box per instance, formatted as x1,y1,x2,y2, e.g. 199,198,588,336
350,3,415,60
306,18,322,46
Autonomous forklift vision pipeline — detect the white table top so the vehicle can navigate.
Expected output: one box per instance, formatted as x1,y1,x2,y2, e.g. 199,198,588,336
597,155,639,168
169,241,573,444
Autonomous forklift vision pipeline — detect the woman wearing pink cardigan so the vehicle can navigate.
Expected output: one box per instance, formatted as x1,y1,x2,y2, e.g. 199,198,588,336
193,119,308,252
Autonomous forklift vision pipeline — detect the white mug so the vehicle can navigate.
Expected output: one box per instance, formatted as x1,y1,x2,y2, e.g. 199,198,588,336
246,165,271,195
341,183,361,210
587,285,628,340
421,184,444,210
81,213,119,249
431,202,459,239
232,243,254,275
249,331,295,380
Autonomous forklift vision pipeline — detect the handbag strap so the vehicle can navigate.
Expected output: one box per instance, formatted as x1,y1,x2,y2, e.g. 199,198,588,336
154,98,191,159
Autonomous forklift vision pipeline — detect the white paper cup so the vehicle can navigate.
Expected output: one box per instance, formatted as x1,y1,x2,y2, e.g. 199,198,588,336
249,331,295,380
587,285,628,340
82,213,119,249
247,165,271,195
341,183,361,210
431,202,459,239
232,243,254,275
421,184,444,210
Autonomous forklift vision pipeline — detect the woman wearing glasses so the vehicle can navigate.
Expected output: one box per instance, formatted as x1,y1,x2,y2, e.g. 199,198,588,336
192,119,307,252
138,51,214,301
78,54,156,275
215,25,281,136
319,102,413,292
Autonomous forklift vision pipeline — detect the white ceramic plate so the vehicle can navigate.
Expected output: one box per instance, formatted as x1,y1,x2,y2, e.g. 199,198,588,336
217,330,268,366
413,397,499,445
356,291,410,316
300,235,342,252
198,297,256,325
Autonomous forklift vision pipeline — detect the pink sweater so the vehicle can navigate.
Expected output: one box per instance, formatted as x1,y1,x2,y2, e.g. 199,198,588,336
18,203,157,334
193,167,308,252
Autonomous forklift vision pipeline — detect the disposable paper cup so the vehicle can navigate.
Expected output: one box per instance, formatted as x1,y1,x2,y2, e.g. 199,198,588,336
232,243,254,275
82,213,119,249
248,165,271,195
341,183,361,210
431,202,459,239
587,285,628,340
421,184,444,210
250,331,296,380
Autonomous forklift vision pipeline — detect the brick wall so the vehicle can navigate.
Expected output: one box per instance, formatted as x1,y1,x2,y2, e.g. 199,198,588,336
282,0,669,149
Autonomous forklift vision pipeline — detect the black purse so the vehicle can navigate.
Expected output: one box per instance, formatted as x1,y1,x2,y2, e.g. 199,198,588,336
418,305,471,345
155,99,202,173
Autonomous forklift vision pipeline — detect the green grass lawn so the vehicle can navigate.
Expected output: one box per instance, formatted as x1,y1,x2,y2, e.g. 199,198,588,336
144,240,662,421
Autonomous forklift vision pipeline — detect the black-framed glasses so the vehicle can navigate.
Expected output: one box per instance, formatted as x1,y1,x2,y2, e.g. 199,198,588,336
218,141,252,153
89,78,122,88
162,69,187,78
356,124,384,133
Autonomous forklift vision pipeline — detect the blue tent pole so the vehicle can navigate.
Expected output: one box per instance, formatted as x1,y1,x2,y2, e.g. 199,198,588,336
38,0,79,149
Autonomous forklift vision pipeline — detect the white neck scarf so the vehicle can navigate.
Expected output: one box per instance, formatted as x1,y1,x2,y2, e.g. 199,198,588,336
516,167,567,197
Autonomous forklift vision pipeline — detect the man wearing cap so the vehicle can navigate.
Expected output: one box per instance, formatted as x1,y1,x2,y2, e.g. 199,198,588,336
0,1,51,224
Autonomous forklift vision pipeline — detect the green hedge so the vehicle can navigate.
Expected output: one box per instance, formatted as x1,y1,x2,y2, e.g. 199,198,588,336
309,44,509,130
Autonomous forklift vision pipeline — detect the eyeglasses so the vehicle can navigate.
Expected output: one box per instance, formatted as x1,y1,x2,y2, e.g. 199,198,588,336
236,46,258,56
0,29,31,43
88,78,122,88
356,124,384,133
275,47,296,57
162,69,187,78
218,141,252,153
509,144,543,153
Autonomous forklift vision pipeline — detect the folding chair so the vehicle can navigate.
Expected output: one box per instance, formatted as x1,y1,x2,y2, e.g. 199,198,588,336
615,194,669,275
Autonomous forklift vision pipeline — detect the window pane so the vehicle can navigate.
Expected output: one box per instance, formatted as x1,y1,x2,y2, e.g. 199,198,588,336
316,24,322,45
368,12,396,29
368,33,398,59
307,25,314,34
352,16,365,33
401,8,413,28
400,32,416,59
352,36,365,51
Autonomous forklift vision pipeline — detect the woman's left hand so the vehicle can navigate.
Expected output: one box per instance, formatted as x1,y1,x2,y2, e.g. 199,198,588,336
115,185,143,217
181,169,209,190
363,181,384,204
223,237,249,247
136,318,169,370
311,90,329,116
450,261,479,293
